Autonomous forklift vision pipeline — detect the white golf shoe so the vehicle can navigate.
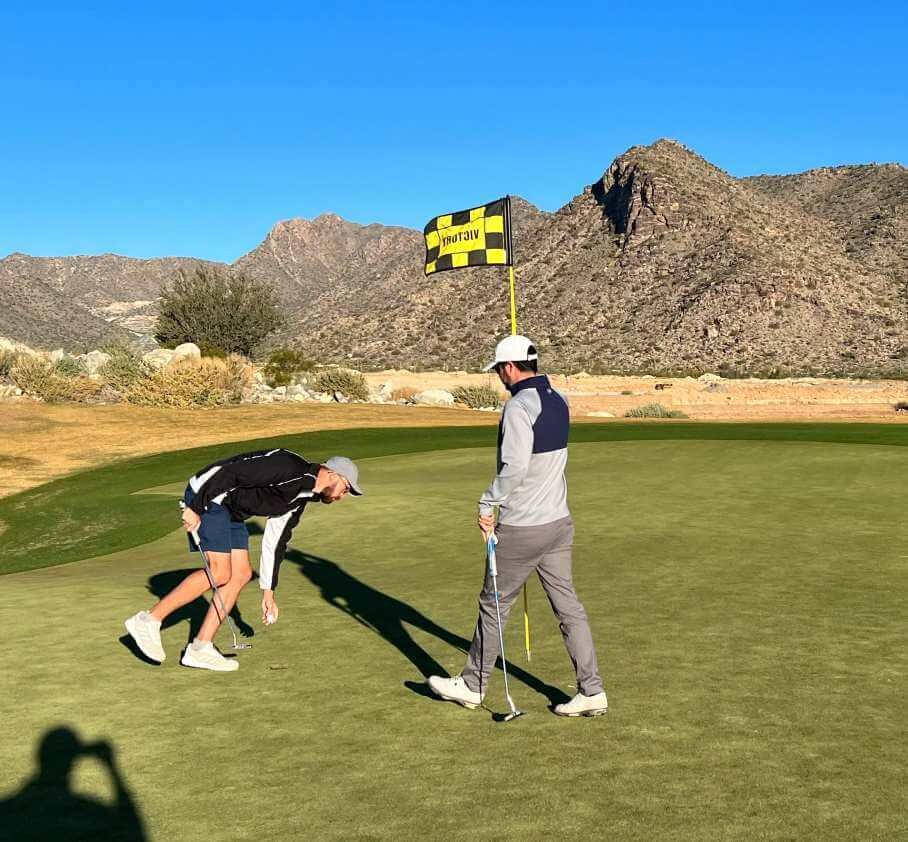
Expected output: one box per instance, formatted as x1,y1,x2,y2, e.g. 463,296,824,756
427,675,483,710
554,691,608,717
181,641,239,672
124,611,166,663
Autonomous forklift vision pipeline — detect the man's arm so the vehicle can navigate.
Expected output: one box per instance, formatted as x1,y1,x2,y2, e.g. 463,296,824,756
478,402,534,517
259,506,305,591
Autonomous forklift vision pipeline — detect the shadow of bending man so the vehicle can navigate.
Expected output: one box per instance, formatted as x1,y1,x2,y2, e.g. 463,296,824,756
289,549,567,704
0,726,147,842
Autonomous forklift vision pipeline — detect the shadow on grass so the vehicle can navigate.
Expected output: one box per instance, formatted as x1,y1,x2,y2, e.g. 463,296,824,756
0,725,147,841
286,548,569,706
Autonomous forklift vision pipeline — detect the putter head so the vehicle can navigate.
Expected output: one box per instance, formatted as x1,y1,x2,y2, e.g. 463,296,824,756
493,709,526,723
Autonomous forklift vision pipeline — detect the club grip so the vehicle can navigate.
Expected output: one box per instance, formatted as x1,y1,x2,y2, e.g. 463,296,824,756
487,535,498,577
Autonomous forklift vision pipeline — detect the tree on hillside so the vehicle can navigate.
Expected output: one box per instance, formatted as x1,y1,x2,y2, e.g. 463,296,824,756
154,266,285,357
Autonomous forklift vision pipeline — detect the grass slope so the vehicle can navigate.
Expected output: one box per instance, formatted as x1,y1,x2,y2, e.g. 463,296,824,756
0,432,906,839
3,422,908,576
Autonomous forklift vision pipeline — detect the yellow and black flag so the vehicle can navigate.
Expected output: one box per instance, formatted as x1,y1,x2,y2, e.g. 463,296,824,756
424,196,513,276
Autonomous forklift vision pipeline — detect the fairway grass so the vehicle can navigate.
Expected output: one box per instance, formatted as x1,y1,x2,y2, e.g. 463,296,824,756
0,427,906,839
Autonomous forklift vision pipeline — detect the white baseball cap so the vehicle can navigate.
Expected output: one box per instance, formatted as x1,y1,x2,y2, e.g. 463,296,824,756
482,335,539,372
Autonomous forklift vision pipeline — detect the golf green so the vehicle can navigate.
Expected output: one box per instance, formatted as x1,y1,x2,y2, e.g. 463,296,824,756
0,428,905,840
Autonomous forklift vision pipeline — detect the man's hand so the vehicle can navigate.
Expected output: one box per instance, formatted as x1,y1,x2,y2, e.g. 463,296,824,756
262,590,279,625
181,507,201,533
478,512,495,539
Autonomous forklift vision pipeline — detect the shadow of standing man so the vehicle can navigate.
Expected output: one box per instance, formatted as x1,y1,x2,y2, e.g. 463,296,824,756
289,549,567,704
0,726,147,842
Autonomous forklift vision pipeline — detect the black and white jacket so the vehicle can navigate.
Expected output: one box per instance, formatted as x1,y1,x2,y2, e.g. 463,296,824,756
187,449,319,591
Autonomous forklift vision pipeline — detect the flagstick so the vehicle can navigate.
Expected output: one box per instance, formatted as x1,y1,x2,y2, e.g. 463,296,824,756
508,265,518,335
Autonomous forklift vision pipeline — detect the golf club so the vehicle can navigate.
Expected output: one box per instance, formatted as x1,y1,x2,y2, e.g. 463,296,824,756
487,533,525,723
179,501,251,651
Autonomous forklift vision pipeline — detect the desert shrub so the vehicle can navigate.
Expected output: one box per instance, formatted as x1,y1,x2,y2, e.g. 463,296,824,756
620,389,634,395
11,355,101,403
451,385,503,409
222,354,254,402
263,348,315,388
198,342,228,358
624,403,688,419
312,368,369,401
52,356,87,378
100,346,148,393
125,357,251,408
391,386,417,403
0,350,17,379
155,265,285,356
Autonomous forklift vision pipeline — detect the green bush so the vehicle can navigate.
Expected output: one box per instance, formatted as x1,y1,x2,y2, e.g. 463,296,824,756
450,385,503,409
52,356,87,378
11,355,101,403
100,346,148,393
624,403,688,419
155,265,285,356
263,348,315,388
312,368,369,401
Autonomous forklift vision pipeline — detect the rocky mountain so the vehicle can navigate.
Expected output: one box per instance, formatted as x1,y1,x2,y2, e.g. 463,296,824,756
0,253,220,348
1,140,905,375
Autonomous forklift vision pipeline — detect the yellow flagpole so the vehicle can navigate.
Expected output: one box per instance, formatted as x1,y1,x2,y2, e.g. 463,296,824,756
507,254,531,661
508,265,518,336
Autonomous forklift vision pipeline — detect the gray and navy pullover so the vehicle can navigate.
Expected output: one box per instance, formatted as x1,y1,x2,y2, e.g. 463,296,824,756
187,449,319,591
479,375,570,527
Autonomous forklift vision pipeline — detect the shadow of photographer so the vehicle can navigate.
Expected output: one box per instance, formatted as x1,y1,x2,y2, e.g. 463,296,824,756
0,725,147,841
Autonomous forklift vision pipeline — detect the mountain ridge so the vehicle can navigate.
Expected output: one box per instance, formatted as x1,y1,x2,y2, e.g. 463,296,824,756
1,139,906,376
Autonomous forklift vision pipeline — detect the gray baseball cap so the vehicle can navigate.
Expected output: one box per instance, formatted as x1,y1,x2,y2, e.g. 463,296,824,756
324,456,364,496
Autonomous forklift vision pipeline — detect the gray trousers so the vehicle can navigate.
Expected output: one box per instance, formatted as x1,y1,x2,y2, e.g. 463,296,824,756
461,516,604,697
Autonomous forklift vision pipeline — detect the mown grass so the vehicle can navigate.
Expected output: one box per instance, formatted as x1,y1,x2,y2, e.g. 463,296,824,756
4,422,908,576
0,434,905,840
0,424,906,840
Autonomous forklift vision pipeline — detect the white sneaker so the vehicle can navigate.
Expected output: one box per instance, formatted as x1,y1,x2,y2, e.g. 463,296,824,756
181,641,239,672
554,691,608,717
124,611,166,663
427,675,483,710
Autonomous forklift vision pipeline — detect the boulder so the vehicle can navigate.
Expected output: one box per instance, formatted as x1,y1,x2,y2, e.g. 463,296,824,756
172,342,202,360
698,373,722,383
286,384,307,397
0,337,33,355
414,389,455,407
81,350,111,377
49,349,67,363
143,349,176,370
272,386,287,397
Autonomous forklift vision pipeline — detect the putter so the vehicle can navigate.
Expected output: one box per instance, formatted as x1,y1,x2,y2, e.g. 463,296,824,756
179,501,251,651
487,533,525,723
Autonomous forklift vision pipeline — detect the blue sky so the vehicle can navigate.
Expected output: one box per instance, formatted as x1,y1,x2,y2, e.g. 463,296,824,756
1,1,905,262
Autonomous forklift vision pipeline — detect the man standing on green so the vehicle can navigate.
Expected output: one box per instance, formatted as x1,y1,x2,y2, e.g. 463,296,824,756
428,335,608,716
